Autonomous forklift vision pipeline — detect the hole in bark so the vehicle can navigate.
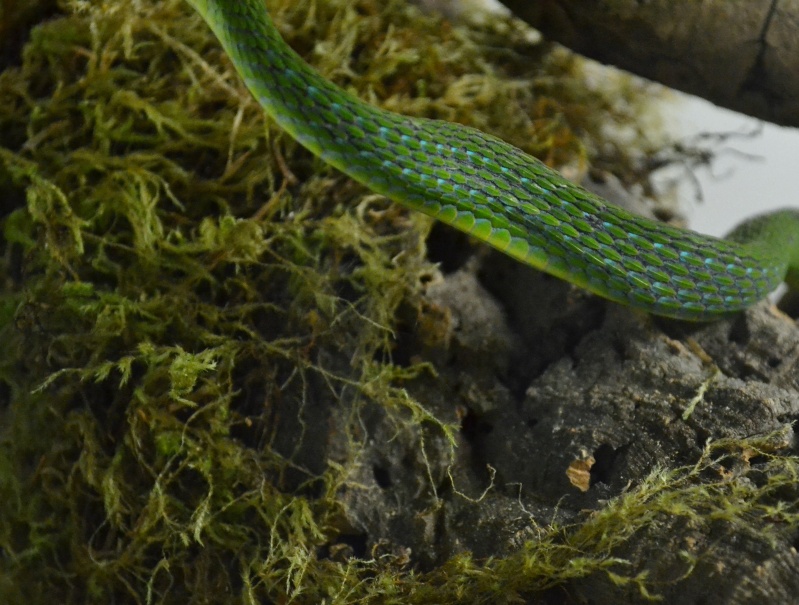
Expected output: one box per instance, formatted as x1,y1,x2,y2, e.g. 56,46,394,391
590,443,623,487
426,222,475,273
320,533,369,561
386,300,422,369
460,408,493,440
747,454,769,468
373,464,392,488
728,315,751,344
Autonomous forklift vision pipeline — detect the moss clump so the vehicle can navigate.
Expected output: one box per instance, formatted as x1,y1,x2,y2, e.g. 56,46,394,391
1,0,772,603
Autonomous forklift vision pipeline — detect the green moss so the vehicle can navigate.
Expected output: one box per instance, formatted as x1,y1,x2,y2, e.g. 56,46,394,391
3,0,784,603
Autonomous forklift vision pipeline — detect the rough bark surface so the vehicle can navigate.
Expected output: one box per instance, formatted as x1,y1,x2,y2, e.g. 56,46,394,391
335,245,799,602
500,0,799,127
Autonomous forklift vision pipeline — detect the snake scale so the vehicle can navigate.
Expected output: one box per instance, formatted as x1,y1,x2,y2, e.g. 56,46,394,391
186,0,799,320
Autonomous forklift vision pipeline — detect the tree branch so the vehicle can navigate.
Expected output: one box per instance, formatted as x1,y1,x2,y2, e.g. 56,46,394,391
500,0,799,127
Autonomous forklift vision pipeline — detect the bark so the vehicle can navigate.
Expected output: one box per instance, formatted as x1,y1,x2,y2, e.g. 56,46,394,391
336,246,799,602
499,0,799,127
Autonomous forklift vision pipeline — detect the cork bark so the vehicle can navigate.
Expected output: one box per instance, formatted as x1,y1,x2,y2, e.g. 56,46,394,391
500,0,799,126
336,246,799,602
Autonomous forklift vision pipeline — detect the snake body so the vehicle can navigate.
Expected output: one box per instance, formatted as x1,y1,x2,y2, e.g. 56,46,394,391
186,0,799,320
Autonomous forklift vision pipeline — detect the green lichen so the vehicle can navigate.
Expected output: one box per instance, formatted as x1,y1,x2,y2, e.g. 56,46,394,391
4,0,791,604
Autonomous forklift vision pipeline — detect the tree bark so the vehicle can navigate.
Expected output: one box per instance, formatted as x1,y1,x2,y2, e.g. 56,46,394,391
500,0,799,127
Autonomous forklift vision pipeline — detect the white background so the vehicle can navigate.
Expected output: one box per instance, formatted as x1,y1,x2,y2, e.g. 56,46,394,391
673,96,799,237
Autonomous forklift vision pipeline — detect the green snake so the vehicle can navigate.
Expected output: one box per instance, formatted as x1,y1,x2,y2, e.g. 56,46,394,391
185,0,799,320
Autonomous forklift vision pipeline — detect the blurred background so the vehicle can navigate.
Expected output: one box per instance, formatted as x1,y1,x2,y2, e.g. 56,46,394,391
674,95,799,236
